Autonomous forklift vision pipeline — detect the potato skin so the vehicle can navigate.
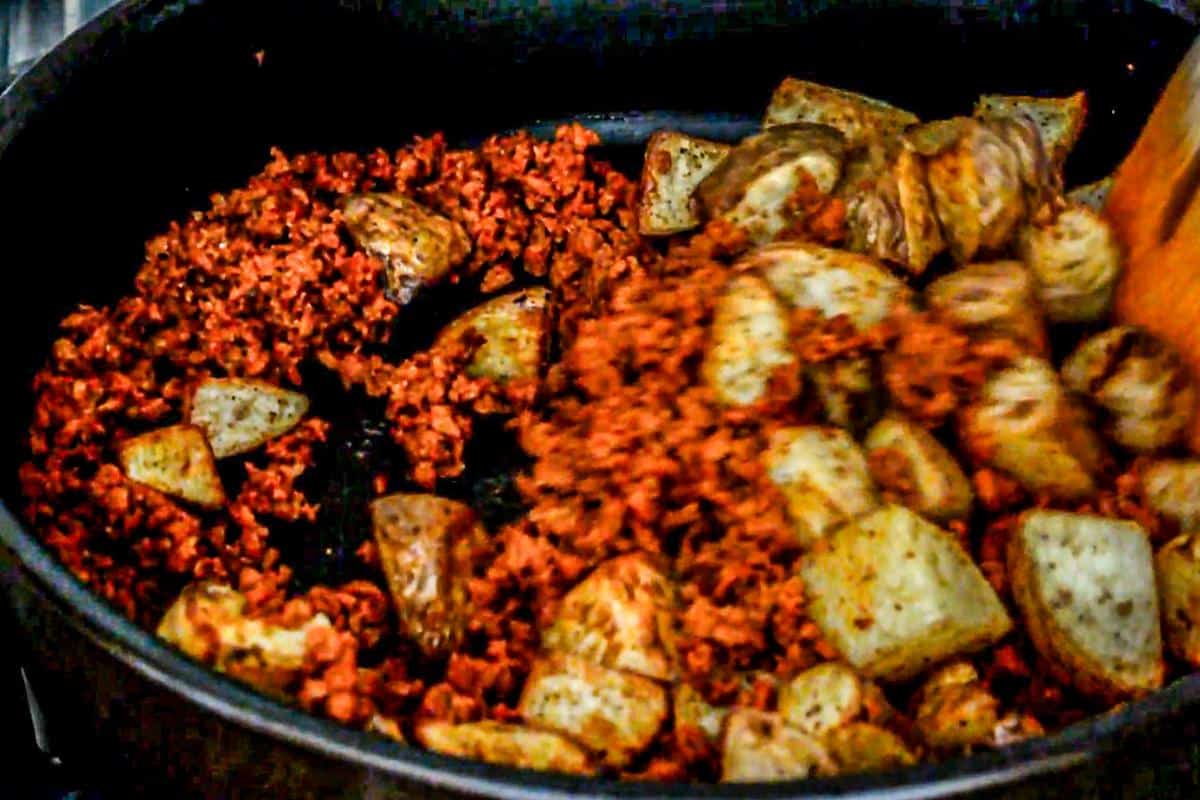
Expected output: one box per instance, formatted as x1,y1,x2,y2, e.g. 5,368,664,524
924,261,1047,356
1155,533,1200,667
1018,204,1121,324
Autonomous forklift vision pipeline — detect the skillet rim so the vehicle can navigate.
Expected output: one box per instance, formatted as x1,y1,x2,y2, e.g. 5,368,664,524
1,1,1198,797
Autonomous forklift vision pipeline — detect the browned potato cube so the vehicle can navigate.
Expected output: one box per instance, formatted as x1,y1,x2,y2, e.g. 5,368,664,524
1017,204,1121,324
763,77,919,145
1142,459,1200,531
824,722,917,774
369,493,486,658
864,413,973,522
911,661,1000,751
118,424,225,508
433,287,551,383
720,709,837,782
778,662,868,737
415,720,595,775
924,261,1048,356
701,273,796,407
673,683,730,743
974,92,1087,171
1155,533,1200,667
637,131,731,235
188,377,309,459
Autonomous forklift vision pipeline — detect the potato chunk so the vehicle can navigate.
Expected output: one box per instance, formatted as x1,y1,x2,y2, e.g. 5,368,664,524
1142,459,1200,531
1018,204,1121,324
369,494,486,658
911,661,1000,751
158,582,331,695
801,505,1011,682
542,553,678,681
1008,510,1163,700
745,241,913,331
924,261,1047,356
844,146,946,276
763,426,880,545
415,721,594,775
720,709,837,783
778,662,866,737
1067,175,1113,213
118,424,225,508
341,192,470,304
809,356,881,434
518,653,667,768
906,118,1026,263
637,131,731,235
974,92,1087,171
864,414,973,522
187,377,309,459
673,683,729,743
1156,534,1200,667
701,273,796,407
959,356,1106,501
696,124,845,243
763,77,919,145
824,723,917,774
433,288,550,383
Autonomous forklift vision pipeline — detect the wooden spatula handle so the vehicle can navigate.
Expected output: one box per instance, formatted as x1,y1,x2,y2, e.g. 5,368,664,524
1109,35,1200,451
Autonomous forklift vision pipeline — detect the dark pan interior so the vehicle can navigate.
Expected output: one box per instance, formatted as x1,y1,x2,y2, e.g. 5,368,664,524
1,0,1198,797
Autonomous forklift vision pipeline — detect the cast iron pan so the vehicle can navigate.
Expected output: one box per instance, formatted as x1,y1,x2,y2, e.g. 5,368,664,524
1,1,1199,798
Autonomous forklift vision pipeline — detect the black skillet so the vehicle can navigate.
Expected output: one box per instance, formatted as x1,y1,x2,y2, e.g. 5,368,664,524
1,1,1199,797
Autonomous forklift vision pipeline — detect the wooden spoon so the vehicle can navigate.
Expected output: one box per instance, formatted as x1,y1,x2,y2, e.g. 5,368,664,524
1108,35,1200,451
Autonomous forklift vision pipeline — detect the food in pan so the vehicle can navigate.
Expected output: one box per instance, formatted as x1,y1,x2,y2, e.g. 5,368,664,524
21,75,1200,783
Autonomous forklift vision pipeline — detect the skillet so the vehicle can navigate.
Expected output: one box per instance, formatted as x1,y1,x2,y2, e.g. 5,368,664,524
1,1,1199,797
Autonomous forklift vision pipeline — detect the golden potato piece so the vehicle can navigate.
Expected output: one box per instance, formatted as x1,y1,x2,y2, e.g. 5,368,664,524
824,723,917,774
1067,175,1113,213
1156,534,1200,667
908,118,1026,263
864,413,973,522
415,721,594,775
187,377,309,459
720,709,837,783
763,77,919,145
1061,326,1196,453
1008,510,1163,700
701,273,796,407
959,356,1106,501
118,424,225,508
433,287,551,383
696,124,845,244
808,357,881,434
341,192,470,304
369,493,486,658
157,582,331,695
763,426,880,545
924,261,1047,356
673,683,729,743
1018,204,1121,324
518,653,668,769
974,91,1087,171
801,505,1011,682
1142,459,1200,532
778,662,866,737
542,553,678,681
911,661,1000,751
746,241,913,331
637,131,731,235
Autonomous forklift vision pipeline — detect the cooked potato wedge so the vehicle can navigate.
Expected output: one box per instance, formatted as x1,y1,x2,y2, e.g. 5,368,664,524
959,356,1106,501
433,287,551,383
763,426,880,545
118,424,225,508
1067,175,1113,213
158,582,331,695
1017,204,1121,324
864,413,973,521
542,553,678,681
1142,459,1200,531
341,192,470,304
763,78,919,145
808,357,881,434
518,652,668,769
1008,510,1163,699
801,505,1011,682
720,709,837,783
187,377,309,459
696,124,845,244
974,91,1087,171
824,722,917,774
637,131,731,235
369,493,486,658
1061,326,1196,453
924,261,1048,356
912,661,1000,751
745,241,913,331
415,720,594,775
1156,534,1200,667
673,683,730,743
702,273,796,407
778,662,867,737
